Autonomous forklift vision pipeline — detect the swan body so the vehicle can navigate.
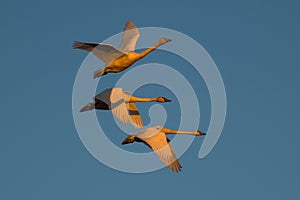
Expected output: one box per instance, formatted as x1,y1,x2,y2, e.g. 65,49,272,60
73,20,172,78
103,52,141,73
122,126,206,172
80,88,171,128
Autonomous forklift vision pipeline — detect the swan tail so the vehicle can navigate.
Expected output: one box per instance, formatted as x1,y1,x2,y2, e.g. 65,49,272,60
93,68,107,79
80,102,95,112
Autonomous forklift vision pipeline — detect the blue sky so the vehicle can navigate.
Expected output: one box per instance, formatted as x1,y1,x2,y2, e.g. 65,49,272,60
1,0,299,199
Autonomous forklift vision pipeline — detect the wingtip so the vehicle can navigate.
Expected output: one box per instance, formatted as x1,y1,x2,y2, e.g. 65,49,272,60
72,40,85,49
72,41,79,49
170,162,183,173
133,121,144,129
172,166,182,173
124,20,137,30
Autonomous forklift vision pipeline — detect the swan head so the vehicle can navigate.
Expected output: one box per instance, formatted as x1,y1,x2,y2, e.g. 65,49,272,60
194,131,206,136
122,135,135,145
156,96,172,103
158,38,172,45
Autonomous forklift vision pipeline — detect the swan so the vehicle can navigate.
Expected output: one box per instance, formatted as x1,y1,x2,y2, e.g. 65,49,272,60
73,20,172,78
80,88,171,128
122,126,206,172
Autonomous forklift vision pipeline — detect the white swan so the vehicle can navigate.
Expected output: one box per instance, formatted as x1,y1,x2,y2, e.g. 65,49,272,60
80,88,171,128
122,126,206,172
73,20,172,78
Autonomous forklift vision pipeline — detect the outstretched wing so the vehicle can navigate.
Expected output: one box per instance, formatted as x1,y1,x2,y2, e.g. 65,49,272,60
127,102,144,128
154,140,182,172
118,20,140,53
122,91,144,128
139,130,182,172
109,88,132,125
95,88,113,105
73,41,125,64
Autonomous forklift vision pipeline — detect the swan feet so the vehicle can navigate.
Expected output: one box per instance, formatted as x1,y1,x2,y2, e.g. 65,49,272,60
93,68,107,78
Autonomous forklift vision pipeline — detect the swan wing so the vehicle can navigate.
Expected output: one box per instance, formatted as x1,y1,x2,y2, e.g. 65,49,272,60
165,140,182,172
139,130,182,172
94,88,114,108
127,102,144,128
95,88,113,105
154,140,182,172
109,88,132,125
118,20,140,53
73,41,125,64
122,91,144,128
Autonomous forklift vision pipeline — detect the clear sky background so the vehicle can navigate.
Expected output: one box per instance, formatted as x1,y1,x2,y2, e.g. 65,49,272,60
1,0,299,199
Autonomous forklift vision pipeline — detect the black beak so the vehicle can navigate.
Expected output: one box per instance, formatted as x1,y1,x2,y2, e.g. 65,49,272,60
202,133,206,135
165,98,172,102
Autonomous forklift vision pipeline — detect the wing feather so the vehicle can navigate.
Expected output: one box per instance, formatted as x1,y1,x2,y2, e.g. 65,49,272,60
73,41,124,64
109,88,132,125
154,141,182,172
127,102,144,128
138,130,182,172
118,20,140,53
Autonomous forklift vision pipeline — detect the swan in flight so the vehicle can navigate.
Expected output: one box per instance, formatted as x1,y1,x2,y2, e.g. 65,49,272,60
122,126,206,172
73,20,172,78
80,88,171,128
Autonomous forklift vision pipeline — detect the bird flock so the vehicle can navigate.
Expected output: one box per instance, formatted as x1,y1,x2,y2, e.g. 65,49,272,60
74,20,206,172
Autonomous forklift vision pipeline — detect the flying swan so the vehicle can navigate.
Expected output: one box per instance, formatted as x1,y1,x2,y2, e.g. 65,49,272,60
80,88,171,128
73,20,172,78
122,126,206,172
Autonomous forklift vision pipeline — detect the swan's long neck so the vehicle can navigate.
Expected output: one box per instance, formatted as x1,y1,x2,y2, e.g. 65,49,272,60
162,128,196,135
129,96,159,102
138,42,161,58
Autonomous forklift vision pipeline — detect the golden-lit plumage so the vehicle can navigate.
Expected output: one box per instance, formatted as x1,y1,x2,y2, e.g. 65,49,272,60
80,88,171,128
73,20,172,78
122,126,206,172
